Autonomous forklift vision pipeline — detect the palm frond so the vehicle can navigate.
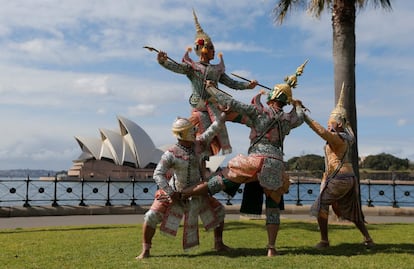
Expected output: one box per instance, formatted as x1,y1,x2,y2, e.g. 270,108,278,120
273,0,392,24
357,0,392,11
308,0,332,18
272,0,307,24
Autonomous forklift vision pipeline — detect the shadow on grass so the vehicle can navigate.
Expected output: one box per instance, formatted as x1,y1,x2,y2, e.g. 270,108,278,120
221,220,264,231
150,247,266,258
145,222,414,259
224,219,389,234
280,219,404,232
283,242,414,256
149,242,414,259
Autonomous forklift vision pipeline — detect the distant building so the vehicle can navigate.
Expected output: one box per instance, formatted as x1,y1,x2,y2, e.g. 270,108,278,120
67,116,225,181
67,116,163,181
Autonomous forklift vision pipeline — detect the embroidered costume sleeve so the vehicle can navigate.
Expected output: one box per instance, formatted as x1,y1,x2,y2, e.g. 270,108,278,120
153,150,176,196
275,105,305,135
224,93,304,146
219,72,251,90
159,58,207,107
153,145,203,195
195,113,225,159
197,113,225,144
182,50,250,90
159,59,191,75
225,93,263,126
291,104,305,128
157,52,249,109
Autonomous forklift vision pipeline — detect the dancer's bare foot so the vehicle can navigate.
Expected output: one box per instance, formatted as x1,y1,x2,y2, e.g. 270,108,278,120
214,242,231,252
315,240,330,249
135,250,150,259
363,238,375,248
267,247,279,257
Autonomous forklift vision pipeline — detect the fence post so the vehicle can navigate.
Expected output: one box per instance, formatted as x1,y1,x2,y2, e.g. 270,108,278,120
23,175,31,207
392,171,399,208
367,179,374,207
52,175,59,207
105,177,112,206
295,173,302,206
130,177,137,206
79,177,86,206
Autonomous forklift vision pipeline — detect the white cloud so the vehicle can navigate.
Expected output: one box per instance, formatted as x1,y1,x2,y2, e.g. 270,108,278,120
73,76,111,95
397,119,407,127
127,104,156,117
96,108,107,115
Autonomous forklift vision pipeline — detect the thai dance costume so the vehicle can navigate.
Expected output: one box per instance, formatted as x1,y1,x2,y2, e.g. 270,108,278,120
305,88,365,223
204,62,307,224
158,10,253,157
144,116,225,251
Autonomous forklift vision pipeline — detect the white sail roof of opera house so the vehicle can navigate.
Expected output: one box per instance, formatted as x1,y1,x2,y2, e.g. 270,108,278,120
74,115,164,168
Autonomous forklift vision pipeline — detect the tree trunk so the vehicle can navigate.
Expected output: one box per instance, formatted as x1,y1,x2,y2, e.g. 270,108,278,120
332,0,359,181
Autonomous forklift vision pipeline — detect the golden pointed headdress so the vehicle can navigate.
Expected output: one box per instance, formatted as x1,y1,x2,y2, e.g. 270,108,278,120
268,59,308,105
330,82,347,125
193,9,213,56
330,83,355,140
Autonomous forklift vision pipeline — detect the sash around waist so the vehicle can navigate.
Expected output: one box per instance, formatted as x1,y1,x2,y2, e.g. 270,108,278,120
333,173,355,179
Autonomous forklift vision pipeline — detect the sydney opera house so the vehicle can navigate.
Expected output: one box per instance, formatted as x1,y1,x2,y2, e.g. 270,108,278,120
67,116,164,181
67,116,224,181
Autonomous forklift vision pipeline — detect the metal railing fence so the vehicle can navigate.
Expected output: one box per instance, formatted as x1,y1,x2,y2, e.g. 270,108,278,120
0,175,413,208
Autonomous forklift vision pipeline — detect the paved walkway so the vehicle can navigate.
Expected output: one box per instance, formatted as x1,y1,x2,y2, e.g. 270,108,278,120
1,204,414,229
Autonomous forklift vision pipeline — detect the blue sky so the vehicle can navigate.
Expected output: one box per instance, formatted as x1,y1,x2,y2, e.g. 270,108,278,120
0,0,412,171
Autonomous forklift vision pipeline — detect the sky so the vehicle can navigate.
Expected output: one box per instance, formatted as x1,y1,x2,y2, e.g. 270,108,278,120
0,0,413,171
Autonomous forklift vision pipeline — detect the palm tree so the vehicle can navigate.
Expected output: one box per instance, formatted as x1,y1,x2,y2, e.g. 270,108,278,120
272,0,392,180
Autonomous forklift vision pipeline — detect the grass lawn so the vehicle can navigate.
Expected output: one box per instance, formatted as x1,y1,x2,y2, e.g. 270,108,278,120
1,218,413,269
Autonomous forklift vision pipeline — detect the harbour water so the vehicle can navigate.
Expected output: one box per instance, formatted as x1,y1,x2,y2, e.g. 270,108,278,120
0,178,413,208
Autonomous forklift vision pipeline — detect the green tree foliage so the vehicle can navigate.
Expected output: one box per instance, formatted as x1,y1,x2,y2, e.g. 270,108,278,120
361,153,409,170
287,154,324,171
